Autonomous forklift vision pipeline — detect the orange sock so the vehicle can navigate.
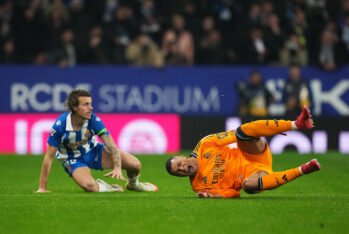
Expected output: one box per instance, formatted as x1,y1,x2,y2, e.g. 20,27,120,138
240,119,293,138
258,168,302,191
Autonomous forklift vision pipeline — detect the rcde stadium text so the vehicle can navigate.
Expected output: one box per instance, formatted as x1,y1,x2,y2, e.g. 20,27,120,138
9,80,349,115
10,83,221,113
98,84,220,112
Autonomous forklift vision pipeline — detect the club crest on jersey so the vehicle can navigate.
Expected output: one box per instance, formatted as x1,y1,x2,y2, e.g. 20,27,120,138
202,176,207,184
84,130,92,138
203,152,211,159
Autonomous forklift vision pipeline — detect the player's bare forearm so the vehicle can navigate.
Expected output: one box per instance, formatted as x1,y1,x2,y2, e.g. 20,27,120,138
101,134,126,181
38,157,52,188
101,134,121,169
110,148,121,169
37,146,56,192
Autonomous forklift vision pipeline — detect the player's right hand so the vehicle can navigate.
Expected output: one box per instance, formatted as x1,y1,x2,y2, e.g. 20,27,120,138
104,168,126,181
36,188,51,193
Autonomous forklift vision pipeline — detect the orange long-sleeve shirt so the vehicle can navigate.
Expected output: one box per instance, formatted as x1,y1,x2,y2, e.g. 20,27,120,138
190,130,273,198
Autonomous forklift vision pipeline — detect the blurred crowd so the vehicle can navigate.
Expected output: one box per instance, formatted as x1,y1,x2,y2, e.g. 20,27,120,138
0,0,348,70
236,64,312,119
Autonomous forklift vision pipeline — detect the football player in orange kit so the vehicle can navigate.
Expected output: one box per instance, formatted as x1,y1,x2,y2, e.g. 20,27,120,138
165,106,320,198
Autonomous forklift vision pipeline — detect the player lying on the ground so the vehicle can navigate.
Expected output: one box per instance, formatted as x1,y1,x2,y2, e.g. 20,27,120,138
165,106,320,198
37,89,157,193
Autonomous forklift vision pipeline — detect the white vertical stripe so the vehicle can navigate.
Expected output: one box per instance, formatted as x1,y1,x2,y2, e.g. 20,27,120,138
69,132,76,141
31,120,55,154
15,120,28,155
339,132,349,153
81,121,88,140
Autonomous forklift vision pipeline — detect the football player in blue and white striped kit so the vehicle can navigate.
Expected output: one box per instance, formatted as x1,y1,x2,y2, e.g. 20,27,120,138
37,89,158,193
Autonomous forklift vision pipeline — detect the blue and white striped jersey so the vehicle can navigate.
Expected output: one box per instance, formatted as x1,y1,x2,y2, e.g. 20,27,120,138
47,112,109,160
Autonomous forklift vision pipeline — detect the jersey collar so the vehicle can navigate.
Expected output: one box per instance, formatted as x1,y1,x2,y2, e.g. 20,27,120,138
66,112,89,131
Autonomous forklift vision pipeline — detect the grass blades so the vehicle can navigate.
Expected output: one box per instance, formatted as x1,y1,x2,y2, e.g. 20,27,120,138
0,152,348,234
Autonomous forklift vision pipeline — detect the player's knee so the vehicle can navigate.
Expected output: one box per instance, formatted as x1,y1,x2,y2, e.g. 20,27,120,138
132,159,142,172
242,178,259,194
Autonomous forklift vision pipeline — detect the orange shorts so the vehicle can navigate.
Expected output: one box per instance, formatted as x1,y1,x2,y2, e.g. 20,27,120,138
238,142,273,177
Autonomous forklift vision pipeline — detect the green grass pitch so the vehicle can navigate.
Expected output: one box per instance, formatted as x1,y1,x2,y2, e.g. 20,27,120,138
0,152,348,234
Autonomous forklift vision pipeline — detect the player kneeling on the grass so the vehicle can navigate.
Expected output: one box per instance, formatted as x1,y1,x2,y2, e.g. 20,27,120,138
37,89,158,193
165,106,320,198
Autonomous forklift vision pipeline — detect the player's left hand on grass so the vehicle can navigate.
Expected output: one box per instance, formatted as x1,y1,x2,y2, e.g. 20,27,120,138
197,190,222,198
104,168,126,181
197,191,215,198
197,191,209,198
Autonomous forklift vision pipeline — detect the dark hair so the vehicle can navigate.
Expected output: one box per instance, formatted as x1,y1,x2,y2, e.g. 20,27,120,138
66,89,92,112
165,157,175,176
